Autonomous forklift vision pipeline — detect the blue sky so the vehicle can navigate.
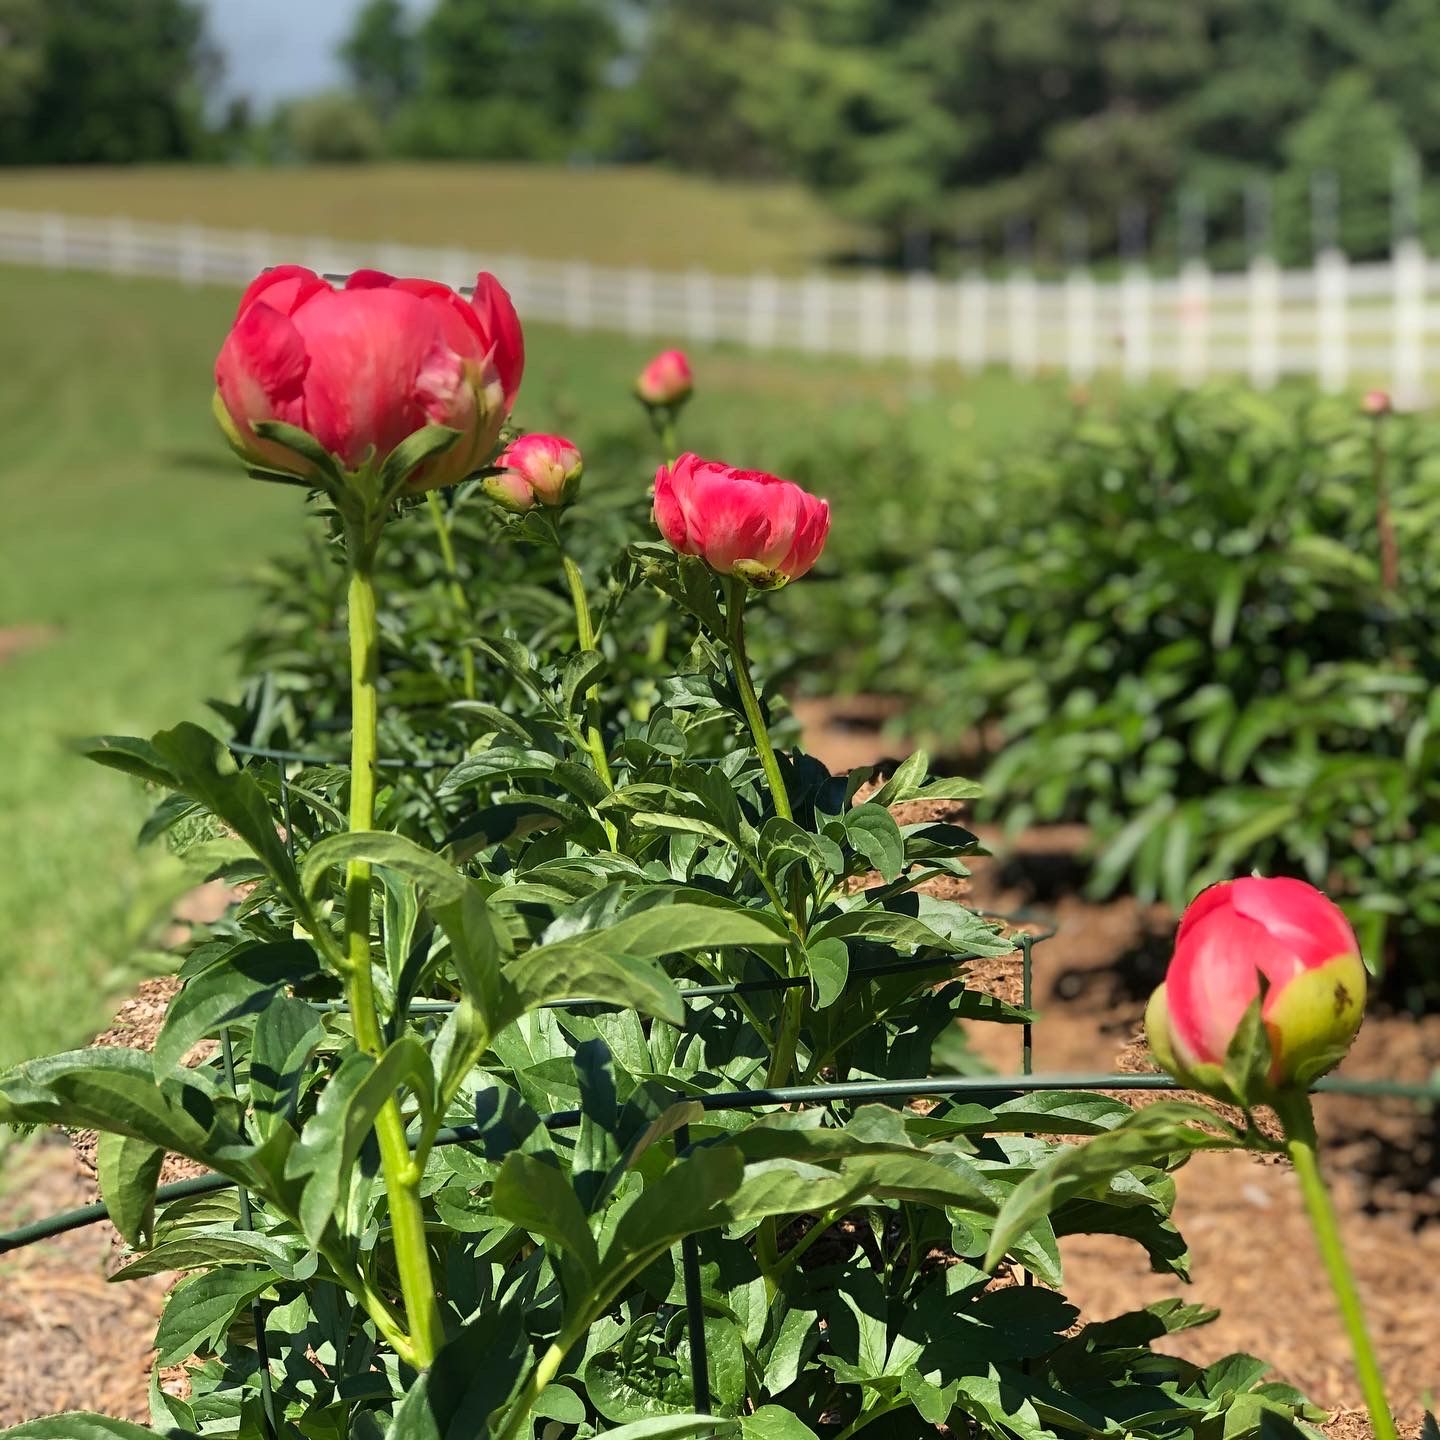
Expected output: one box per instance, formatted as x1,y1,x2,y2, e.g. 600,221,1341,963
200,0,424,108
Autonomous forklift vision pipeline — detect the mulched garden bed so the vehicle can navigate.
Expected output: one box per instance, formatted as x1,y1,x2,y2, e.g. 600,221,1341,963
0,700,1433,1434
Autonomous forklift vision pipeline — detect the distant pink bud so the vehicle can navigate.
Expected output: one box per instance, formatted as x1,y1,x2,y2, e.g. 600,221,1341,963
1362,389,1392,417
635,349,693,408
488,433,583,510
1145,877,1366,1092
653,453,830,589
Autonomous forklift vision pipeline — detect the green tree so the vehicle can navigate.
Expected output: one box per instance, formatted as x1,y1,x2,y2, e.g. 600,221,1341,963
341,0,419,121
391,0,619,160
0,0,213,164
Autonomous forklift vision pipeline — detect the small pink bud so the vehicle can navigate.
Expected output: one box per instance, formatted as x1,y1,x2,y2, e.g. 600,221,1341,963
653,453,830,589
488,432,583,511
635,349,693,408
1145,877,1366,1094
1362,389,1392,417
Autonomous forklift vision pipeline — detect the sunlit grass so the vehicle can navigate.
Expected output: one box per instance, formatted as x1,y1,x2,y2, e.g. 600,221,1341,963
0,162,869,275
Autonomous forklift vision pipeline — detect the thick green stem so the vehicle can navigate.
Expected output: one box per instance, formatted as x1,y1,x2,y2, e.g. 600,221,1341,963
659,415,678,462
344,536,443,1369
1274,1091,1397,1440
425,490,476,700
560,550,615,794
724,579,791,823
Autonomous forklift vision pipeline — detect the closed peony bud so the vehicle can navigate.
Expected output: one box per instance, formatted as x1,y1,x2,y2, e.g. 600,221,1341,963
214,265,524,493
1145,876,1366,1097
635,349,693,408
653,453,830,589
485,433,583,511
1362,389,1392,417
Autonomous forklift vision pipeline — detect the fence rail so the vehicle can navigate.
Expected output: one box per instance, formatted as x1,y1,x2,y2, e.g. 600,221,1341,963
1,208,1436,399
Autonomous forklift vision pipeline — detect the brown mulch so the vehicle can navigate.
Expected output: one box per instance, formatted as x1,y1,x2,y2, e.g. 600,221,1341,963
0,1136,176,1427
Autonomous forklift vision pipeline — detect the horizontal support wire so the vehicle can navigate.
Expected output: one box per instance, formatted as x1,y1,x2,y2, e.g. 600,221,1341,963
4,1069,1435,1254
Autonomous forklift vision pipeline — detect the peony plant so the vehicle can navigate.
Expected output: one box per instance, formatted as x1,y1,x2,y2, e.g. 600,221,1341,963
0,273,1346,1440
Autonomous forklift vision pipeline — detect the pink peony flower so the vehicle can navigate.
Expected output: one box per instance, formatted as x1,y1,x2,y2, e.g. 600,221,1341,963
653,453,829,589
635,349,693,408
484,433,583,512
214,265,524,492
1146,876,1366,1091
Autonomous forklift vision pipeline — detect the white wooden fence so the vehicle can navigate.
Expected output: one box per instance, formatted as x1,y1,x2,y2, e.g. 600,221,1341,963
0,208,1433,402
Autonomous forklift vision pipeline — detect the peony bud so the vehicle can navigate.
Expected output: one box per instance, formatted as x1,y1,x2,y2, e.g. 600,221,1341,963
486,433,583,511
1362,389,1392,418
1145,877,1366,1097
214,265,524,493
653,453,830,589
635,349,693,408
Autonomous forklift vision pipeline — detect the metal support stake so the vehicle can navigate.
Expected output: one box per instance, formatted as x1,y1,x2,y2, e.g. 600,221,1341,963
220,1028,278,1440
674,1124,712,1415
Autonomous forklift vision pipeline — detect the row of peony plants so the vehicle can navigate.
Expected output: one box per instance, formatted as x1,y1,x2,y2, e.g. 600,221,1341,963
0,264,1399,1439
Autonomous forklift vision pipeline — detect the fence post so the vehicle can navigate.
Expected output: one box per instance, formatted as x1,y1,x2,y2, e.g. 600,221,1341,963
1316,246,1349,393
958,268,988,372
178,223,205,287
41,212,67,269
858,273,887,361
1246,251,1280,389
747,271,778,350
1120,263,1151,383
245,229,272,280
1064,265,1097,382
625,267,655,338
564,261,593,332
1177,257,1211,386
1005,267,1038,378
905,270,939,368
107,215,135,278
801,272,830,354
1390,236,1426,408
685,267,717,344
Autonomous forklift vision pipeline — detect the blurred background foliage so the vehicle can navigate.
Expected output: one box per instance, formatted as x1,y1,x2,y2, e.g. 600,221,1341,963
5,0,1440,267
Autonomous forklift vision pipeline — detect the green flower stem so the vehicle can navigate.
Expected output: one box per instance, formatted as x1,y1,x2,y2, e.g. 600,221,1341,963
723,579,791,823
496,1332,578,1440
659,415,678,462
559,548,615,792
344,535,443,1370
1274,1091,1397,1440
424,490,476,700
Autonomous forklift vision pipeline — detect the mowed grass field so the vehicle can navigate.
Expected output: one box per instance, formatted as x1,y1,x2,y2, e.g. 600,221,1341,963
0,258,1076,1071
0,163,870,274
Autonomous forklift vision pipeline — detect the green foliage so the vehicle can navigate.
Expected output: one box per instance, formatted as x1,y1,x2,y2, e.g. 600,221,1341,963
273,91,385,165
0,0,213,164
381,0,621,162
0,372,1315,1435
619,0,1440,262
786,386,1440,1006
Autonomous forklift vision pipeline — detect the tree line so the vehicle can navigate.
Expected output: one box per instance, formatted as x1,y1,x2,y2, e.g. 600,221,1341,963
5,0,1440,266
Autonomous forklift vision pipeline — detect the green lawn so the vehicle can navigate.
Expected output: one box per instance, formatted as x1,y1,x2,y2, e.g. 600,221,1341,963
0,261,1076,1070
0,163,868,275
